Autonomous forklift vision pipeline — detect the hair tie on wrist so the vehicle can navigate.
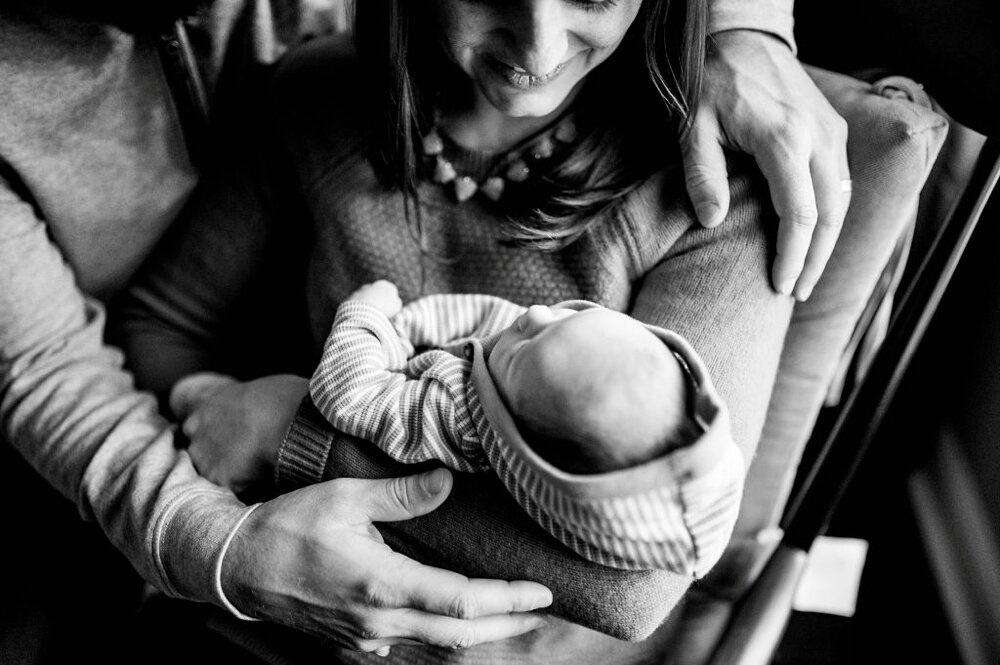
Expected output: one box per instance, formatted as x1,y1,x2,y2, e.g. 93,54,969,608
214,503,264,622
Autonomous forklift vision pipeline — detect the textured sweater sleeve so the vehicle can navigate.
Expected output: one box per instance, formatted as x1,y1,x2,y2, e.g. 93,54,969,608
0,177,251,607
279,293,522,488
311,301,488,472
623,168,794,465
709,0,797,52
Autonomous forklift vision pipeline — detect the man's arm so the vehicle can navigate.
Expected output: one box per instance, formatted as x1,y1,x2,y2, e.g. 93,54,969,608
692,0,851,300
0,171,550,652
0,177,250,605
709,0,796,50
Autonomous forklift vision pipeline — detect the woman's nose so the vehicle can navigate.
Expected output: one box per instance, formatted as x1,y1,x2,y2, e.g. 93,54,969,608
511,0,568,76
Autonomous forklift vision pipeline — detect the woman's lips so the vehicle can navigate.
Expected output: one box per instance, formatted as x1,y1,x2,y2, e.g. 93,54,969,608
485,54,572,90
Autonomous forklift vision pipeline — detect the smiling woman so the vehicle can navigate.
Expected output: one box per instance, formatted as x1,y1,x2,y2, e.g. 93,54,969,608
435,0,643,118
356,0,706,248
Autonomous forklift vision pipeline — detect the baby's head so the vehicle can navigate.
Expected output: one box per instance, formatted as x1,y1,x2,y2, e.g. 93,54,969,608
488,306,696,474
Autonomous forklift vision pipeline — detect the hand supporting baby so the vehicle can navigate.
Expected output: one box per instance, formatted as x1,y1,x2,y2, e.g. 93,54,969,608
170,280,400,494
167,298,553,650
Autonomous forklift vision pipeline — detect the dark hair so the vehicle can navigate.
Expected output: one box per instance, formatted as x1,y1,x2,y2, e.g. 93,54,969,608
354,0,707,251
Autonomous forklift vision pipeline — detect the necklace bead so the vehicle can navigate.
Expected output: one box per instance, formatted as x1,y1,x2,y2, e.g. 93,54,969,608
481,176,505,201
454,176,478,202
422,130,444,156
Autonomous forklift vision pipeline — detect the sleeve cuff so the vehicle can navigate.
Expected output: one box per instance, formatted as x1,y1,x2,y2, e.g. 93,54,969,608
275,396,335,491
708,0,797,53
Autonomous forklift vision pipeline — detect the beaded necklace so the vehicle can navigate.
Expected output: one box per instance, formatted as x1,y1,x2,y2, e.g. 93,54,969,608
420,113,579,203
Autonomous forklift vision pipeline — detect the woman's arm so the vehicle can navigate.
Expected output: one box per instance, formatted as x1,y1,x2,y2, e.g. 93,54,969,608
628,167,794,465
117,149,309,399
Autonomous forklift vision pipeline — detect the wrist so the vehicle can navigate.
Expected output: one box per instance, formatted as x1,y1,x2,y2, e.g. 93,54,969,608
215,503,264,622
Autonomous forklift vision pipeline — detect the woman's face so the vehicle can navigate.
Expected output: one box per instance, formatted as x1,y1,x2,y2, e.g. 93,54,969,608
434,0,644,118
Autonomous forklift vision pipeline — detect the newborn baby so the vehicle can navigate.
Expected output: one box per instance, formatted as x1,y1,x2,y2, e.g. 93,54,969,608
310,280,744,575
486,301,697,474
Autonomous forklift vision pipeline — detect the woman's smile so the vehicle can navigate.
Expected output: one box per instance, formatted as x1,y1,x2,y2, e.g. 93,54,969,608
483,52,578,90
435,0,642,119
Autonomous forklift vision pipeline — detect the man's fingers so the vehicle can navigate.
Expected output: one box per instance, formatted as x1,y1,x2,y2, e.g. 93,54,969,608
348,610,546,653
382,610,548,650
337,548,551,651
793,147,851,301
169,372,236,418
681,113,731,228
396,565,553,618
756,148,818,295
353,469,454,523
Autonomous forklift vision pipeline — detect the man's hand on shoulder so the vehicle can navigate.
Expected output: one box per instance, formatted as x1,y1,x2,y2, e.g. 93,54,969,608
681,30,851,301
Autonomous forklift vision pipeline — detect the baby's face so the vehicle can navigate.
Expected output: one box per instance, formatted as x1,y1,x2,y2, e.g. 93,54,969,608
488,306,691,469
488,305,579,399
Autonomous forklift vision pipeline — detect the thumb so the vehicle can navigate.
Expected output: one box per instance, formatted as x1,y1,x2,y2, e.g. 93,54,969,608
169,372,237,419
358,468,454,523
681,113,731,228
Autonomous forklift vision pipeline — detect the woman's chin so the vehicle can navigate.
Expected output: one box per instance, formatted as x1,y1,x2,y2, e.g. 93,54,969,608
479,85,569,119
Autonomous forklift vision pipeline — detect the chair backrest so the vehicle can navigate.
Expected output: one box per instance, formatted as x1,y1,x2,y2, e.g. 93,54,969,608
690,3,1000,662
692,65,949,603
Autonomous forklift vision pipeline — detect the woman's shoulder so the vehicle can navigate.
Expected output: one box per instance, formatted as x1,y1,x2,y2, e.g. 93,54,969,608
612,156,774,273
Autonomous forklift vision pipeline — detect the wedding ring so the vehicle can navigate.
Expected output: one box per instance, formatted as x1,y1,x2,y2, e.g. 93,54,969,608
840,178,853,193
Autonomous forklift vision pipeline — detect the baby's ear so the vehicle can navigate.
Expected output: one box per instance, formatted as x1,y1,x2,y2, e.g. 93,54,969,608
665,415,703,454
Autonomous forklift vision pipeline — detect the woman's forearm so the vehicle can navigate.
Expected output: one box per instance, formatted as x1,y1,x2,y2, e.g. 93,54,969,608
118,152,293,400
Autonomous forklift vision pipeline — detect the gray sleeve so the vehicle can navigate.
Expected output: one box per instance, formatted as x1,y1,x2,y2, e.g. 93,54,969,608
709,0,797,52
0,177,248,606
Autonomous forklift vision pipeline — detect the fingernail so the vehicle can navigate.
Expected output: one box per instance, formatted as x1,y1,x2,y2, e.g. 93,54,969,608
534,588,554,608
529,616,549,631
421,468,447,495
695,202,723,227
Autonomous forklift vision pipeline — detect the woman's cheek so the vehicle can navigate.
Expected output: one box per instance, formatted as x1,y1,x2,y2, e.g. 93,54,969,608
434,1,490,66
